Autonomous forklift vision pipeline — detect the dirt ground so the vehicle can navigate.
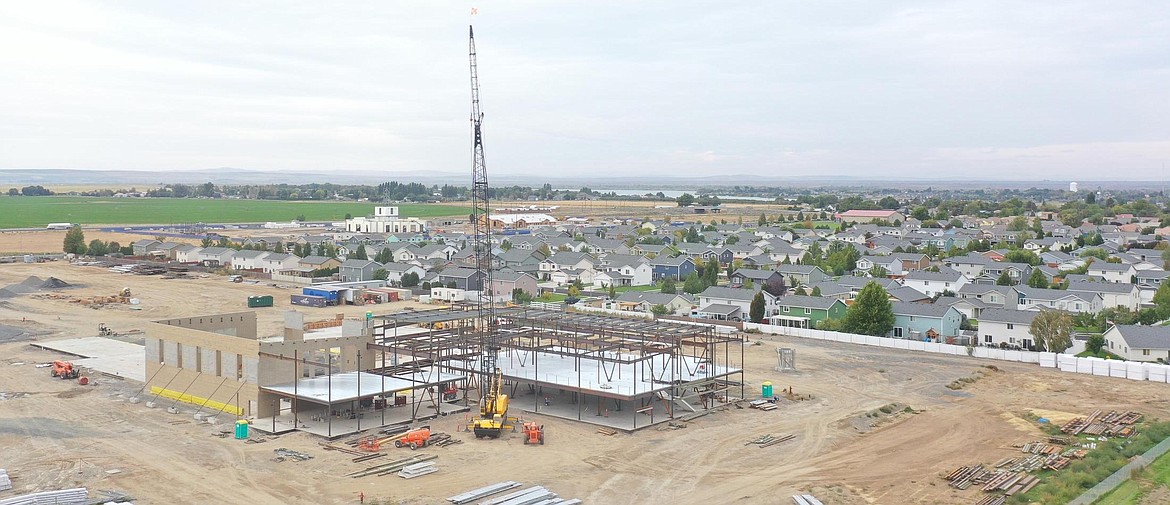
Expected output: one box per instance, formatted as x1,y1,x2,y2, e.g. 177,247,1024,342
2,262,1169,505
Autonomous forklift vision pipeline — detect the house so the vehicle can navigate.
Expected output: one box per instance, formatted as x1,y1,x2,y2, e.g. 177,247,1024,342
230,250,269,271
491,270,539,299
174,245,206,264
957,284,1017,310
599,257,653,287
540,252,596,274
259,253,299,274
1103,325,1170,362
549,268,597,286
299,255,342,271
856,256,905,277
498,248,548,270
339,259,383,282
195,247,235,267
1086,262,1137,284
437,267,486,291
946,254,993,279
613,291,696,316
977,308,1042,349
775,264,827,286
934,296,989,319
835,210,906,223
728,269,784,289
900,268,970,298
1066,281,1142,311
889,302,964,340
414,244,459,262
1015,287,1102,313
131,239,162,256
1136,270,1169,288
380,263,427,286
650,256,696,281
887,286,931,303
767,295,848,329
695,286,770,322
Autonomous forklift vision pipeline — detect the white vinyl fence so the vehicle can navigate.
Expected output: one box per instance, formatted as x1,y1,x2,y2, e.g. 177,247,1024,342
742,322,1170,384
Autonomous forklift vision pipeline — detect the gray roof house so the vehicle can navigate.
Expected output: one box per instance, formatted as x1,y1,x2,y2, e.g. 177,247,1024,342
1103,325,1170,362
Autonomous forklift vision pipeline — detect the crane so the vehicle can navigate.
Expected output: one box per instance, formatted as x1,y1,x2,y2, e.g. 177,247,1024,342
467,24,509,439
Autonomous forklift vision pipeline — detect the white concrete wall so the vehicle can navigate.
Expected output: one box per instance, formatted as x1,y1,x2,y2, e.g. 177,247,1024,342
742,322,1167,384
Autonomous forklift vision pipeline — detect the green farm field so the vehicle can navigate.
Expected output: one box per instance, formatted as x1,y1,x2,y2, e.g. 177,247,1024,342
0,196,467,229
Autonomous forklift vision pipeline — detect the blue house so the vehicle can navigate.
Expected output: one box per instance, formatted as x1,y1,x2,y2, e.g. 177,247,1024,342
888,302,963,340
650,256,696,281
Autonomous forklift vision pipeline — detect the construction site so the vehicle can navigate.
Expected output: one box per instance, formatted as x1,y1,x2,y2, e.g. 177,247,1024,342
371,307,744,432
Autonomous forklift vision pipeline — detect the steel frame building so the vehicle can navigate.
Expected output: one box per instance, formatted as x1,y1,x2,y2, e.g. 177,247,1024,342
371,306,744,431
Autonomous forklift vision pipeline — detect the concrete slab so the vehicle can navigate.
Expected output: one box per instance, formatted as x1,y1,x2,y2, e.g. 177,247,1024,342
32,336,145,381
261,371,465,404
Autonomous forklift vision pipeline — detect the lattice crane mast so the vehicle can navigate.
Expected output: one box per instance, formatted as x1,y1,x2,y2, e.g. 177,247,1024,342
467,25,506,438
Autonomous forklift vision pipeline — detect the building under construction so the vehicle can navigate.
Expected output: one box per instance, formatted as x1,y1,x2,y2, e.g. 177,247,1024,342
371,306,744,431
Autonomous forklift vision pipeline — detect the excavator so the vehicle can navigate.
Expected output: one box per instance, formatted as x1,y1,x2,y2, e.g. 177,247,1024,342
470,368,510,438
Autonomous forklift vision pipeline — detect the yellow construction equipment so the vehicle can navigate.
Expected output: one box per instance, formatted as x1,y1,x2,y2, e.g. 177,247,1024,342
470,368,510,438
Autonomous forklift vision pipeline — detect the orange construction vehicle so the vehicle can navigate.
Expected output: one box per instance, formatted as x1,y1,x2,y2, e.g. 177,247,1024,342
50,361,80,380
394,428,431,450
522,422,544,445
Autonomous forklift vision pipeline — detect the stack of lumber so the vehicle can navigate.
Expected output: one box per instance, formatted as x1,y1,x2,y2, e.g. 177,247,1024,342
446,482,523,504
749,399,778,411
596,427,618,436
347,455,436,478
747,434,795,448
398,461,437,479
791,495,824,505
944,465,993,490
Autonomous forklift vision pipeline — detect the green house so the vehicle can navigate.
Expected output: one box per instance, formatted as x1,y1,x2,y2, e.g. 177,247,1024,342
768,295,848,329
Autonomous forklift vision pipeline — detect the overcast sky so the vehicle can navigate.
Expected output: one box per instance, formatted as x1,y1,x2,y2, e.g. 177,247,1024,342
1,1,1168,180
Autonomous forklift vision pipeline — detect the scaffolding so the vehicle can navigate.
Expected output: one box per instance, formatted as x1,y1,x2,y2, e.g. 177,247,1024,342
370,307,745,431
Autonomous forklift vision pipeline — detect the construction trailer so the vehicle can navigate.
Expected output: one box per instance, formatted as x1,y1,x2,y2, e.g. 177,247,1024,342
144,310,467,438
371,306,744,431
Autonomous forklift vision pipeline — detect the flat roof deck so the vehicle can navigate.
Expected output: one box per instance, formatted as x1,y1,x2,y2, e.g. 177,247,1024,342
260,371,465,405
31,336,146,381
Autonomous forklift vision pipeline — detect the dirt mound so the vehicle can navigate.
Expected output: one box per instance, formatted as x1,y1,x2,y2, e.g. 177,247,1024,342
2,284,38,294
39,277,71,289
19,276,44,287
0,288,15,299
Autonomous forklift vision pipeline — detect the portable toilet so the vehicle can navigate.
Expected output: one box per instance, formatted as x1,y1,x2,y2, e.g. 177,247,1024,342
762,381,773,399
235,420,249,439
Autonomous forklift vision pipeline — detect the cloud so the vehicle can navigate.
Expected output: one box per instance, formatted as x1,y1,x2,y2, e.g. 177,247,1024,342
0,1,1167,180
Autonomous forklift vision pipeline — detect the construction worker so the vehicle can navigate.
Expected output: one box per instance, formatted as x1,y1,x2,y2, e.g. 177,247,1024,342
359,492,364,504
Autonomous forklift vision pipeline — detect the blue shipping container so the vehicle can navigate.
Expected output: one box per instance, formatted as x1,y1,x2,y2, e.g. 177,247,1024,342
291,294,328,308
302,288,339,302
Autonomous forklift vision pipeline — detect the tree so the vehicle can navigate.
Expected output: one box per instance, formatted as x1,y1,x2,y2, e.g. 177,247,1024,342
1026,269,1048,288
996,271,1013,286
749,292,766,323
841,282,894,336
608,284,617,299
1085,334,1105,355
273,241,285,253
704,257,720,286
63,226,86,254
676,193,695,207
86,239,108,256
794,286,807,296
762,275,787,297
1154,281,1170,318
661,277,677,294
1003,249,1041,266
352,244,368,260
512,288,533,304
758,213,767,226
567,285,581,298
201,237,213,247
372,268,389,281
868,265,888,278
446,280,457,289
6,188,17,196
683,272,705,294
1029,310,1074,352
401,272,420,287
810,286,822,297
650,304,671,316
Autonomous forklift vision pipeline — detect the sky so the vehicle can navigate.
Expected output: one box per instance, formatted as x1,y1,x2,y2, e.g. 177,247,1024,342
1,1,1168,180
